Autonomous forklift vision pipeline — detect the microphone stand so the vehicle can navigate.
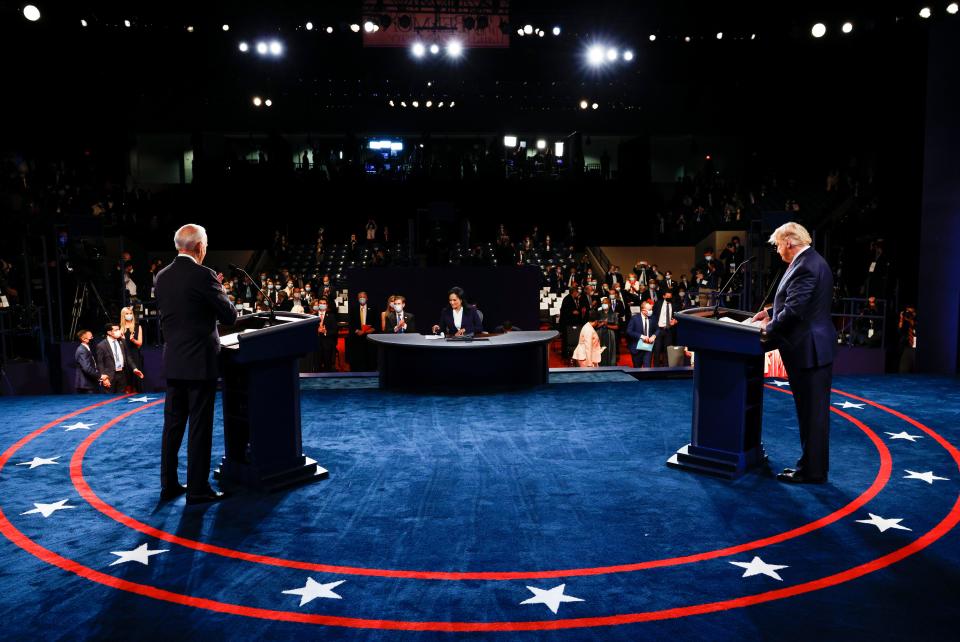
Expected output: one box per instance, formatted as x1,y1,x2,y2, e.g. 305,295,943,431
229,264,275,327
756,267,783,313
713,256,755,318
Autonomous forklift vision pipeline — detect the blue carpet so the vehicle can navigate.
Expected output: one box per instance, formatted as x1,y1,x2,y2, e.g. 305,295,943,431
0,375,957,640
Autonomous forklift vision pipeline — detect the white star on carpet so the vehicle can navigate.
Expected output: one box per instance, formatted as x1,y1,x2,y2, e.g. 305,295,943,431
519,584,585,614
729,556,789,581
904,470,949,484
282,578,346,606
16,456,60,469
769,380,790,387
127,396,156,403
63,422,95,431
834,401,865,409
856,513,912,533
20,499,76,518
109,543,169,566
885,431,923,442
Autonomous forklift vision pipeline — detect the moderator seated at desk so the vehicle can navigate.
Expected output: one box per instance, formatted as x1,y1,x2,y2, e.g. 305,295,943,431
431,286,483,337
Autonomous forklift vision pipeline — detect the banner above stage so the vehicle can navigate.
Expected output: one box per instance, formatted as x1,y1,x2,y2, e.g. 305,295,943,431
362,0,511,48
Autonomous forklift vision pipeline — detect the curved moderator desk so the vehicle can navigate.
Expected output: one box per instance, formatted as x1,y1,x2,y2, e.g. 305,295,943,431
368,330,558,389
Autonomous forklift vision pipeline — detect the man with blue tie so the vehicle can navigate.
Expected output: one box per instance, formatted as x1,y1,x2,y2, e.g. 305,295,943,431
626,301,658,368
752,222,835,484
386,295,416,334
95,323,143,393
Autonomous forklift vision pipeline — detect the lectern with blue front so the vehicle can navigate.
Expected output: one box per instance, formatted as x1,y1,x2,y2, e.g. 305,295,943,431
216,311,328,491
669,306,766,479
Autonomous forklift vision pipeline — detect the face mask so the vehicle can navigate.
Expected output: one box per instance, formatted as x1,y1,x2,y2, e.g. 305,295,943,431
268,285,275,290
705,255,713,261
601,304,609,311
305,287,311,291
358,298,366,305
629,276,635,281
313,305,321,311
124,314,133,321
318,304,327,311
678,292,686,298
260,276,267,281
394,303,404,312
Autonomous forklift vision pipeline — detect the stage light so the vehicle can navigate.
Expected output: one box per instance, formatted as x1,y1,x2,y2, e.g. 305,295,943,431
437,101,444,107
265,99,273,107
605,47,618,61
256,41,268,54
426,100,433,107
648,34,657,42
80,19,88,27
326,26,334,33
253,96,262,107
269,40,283,56
124,19,132,28
350,23,361,33
537,29,545,37
587,45,605,66
412,42,426,57
716,32,723,39
412,100,419,108
579,99,589,109
750,33,756,40
504,136,517,147
949,3,959,15
517,28,524,36
536,139,546,150
388,100,395,107
400,101,407,107
427,81,432,87
239,42,249,52
842,22,854,34
705,154,712,160
592,102,599,110
553,26,561,36
222,24,230,32
524,24,533,34
22,5,40,21
449,101,455,107
555,142,564,156
623,50,634,61
811,23,827,38
446,40,463,57
306,22,313,31
430,43,440,55
919,7,932,18
684,36,691,42
187,25,195,32
364,21,376,32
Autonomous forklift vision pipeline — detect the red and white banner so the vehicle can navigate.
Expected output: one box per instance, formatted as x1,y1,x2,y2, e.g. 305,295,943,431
362,1,510,48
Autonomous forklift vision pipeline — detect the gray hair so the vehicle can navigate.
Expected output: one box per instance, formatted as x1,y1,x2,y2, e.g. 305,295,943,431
768,222,812,247
174,224,208,252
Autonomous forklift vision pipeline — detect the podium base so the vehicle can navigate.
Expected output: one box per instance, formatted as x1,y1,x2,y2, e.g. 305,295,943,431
667,443,767,480
215,455,329,492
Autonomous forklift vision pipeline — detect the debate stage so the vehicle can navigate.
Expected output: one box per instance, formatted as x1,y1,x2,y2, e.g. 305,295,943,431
0,373,957,640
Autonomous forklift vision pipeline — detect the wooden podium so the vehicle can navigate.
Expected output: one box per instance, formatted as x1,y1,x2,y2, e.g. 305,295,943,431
216,311,328,491
668,306,767,479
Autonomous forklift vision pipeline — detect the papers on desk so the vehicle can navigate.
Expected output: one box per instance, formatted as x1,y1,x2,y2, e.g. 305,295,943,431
718,316,763,328
424,334,445,340
274,315,308,323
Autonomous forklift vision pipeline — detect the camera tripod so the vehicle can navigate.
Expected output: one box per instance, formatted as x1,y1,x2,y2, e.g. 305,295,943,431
69,281,111,339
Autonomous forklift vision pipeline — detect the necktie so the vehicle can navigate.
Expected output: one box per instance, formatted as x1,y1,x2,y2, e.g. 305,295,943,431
360,306,366,326
666,302,672,324
399,313,404,332
643,316,648,336
111,340,122,371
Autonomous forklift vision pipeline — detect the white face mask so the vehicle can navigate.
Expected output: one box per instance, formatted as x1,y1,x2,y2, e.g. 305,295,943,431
394,303,404,312
601,304,609,311
318,304,327,311
358,298,367,305
124,314,134,321
305,287,311,291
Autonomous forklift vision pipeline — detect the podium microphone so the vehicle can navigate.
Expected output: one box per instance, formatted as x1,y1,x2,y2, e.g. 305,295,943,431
229,263,276,326
714,256,755,318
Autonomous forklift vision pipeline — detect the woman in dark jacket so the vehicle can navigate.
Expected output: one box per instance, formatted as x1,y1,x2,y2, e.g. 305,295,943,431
432,286,483,336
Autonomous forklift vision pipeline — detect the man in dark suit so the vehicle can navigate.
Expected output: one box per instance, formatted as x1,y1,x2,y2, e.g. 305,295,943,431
347,291,377,371
626,301,658,367
559,286,587,359
95,323,144,393
385,295,417,334
314,296,339,372
651,292,678,366
753,222,835,484
74,329,101,393
155,224,238,505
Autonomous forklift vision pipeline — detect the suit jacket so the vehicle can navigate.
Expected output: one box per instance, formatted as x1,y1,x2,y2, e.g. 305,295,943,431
74,343,100,391
607,297,631,328
316,311,338,345
652,298,678,331
386,310,417,334
438,305,482,335
155,255,239,381
765,247,836,368
95,337,135,385
348,303,378,333
626,313,659,354
559,293,588,327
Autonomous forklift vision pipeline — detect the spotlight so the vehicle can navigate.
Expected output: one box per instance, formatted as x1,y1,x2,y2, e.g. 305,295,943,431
811,23,827,38
446,40,463,57
919,7,932,18
606,47,618,61
364,21,376,32
555,142,564,156
750,33,756,40
22,5,40,21
437,101,444,107
536,139,546,150
553,26,561,36
81,19,88,27
587,45,605,66
949,3,959,15
412,100,419,108
253,96,262,107
326,26,334,34
649,34,657,41
239,42,249,52
124,19,132,28
504,136,517,147
306,22,313,31
517,28,524,36
524,24,533,34
842,22,854,34
256,42,268,54
537,29,545,37
350,23,361,33
591,102,599,110
623,50,634,61
269,40,283,56
389,100,395,107
412,42,426,57
187,25,194,32
684,36,691,42
429,43,440,55
426,100,433,107
579,99,589,109
449,101,455,107
222,24,230,32
400,101,407,107
265,99,273,107
716,32,723,40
